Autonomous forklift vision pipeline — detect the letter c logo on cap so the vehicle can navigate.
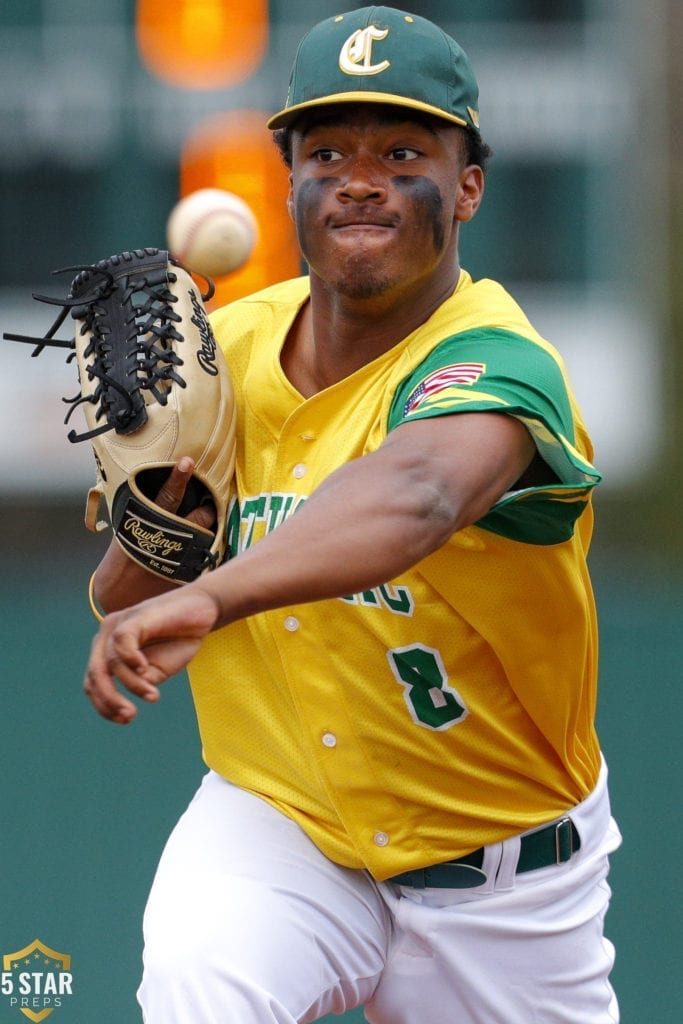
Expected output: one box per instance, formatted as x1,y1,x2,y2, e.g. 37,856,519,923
339,25,390,76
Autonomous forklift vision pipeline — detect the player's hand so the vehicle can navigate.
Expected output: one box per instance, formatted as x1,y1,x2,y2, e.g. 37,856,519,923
83,584,220,724
155,455,217,531
91,455,219,617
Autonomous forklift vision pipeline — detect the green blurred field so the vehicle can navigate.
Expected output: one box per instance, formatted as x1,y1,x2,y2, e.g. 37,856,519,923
1,505,680,1023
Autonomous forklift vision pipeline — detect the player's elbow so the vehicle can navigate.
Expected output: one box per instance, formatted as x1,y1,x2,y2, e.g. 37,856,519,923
396,467,470,559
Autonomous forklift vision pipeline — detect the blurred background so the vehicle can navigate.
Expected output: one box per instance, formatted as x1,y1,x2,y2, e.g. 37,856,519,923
1,1,680,1022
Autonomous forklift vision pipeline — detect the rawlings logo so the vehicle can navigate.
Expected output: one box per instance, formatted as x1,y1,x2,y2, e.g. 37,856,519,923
122,516,185,557
189,291,219,376
339,25,390,76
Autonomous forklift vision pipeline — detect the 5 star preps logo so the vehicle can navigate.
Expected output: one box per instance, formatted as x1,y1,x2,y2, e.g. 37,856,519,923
1,940,73,1022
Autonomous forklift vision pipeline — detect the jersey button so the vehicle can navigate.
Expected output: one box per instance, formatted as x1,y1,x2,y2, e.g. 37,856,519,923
293,463,307,479
321,732,337,748
373,831,390,847
284,616,299,632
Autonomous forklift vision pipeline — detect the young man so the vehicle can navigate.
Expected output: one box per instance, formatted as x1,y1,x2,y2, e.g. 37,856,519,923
85,7,621,1022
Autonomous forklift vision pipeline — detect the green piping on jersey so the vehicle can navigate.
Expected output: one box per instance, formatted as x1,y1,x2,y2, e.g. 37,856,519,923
387,327,601,545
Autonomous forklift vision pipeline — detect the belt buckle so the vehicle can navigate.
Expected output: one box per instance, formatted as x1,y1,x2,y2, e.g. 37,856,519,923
554,817,574,864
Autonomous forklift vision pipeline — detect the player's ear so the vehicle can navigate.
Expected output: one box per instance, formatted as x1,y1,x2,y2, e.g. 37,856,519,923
286,175,295,222
454,165,484,223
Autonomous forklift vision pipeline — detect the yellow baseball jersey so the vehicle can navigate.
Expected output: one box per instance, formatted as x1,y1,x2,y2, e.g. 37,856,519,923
189,271,603,880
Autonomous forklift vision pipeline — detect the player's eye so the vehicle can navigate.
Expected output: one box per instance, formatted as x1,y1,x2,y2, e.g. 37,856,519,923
389,147,420,161
313,148,343,163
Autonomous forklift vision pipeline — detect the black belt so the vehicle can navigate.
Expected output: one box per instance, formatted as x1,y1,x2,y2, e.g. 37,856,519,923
389,817,580,889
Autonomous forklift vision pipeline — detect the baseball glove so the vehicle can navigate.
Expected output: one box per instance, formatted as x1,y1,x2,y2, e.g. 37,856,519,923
3,247,236,584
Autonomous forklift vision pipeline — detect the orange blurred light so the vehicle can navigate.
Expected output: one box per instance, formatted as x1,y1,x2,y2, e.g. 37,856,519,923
178,110,301,306
136,0,268,90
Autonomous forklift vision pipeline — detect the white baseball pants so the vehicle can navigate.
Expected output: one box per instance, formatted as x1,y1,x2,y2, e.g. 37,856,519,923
138,761,621,1023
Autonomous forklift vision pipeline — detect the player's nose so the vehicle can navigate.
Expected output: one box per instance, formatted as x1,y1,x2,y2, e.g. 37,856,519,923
335,155,388,204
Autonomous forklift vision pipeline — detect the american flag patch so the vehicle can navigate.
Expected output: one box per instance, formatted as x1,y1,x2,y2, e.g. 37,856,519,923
404,362,486,415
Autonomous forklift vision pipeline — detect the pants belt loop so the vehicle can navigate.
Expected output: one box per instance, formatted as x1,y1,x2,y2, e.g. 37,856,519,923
555,817,574,864
493,835,520,891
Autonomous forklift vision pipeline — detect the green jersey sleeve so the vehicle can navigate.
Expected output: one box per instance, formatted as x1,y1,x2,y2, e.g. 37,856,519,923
387,327,601,544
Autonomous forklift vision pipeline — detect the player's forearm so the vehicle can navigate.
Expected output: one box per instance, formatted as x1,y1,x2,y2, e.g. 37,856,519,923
94,537,178,613
92,461,423,621
192,413,533,631
192,451,457,629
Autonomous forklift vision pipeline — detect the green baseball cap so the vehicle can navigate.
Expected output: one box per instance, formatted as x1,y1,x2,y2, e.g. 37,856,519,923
267,6,480,134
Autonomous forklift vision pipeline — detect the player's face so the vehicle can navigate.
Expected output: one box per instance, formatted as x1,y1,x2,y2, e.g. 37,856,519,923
287,106,483,301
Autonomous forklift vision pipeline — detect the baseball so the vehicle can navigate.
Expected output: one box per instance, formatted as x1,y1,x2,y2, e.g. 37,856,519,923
166,188,258,278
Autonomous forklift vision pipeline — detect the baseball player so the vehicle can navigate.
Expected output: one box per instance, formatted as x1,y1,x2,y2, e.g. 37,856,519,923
84,7,621,1023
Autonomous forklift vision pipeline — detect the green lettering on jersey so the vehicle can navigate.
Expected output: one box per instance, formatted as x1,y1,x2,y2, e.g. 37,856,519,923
242,495,268,548
227,492,307,557
379,583,413,615
388,644,468,730
341,585,414,616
